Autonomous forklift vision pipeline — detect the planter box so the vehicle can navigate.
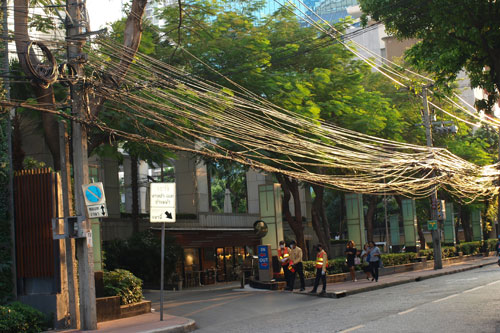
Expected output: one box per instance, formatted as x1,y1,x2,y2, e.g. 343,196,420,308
120,300,151,319
96,296,121,322
96,296,152,323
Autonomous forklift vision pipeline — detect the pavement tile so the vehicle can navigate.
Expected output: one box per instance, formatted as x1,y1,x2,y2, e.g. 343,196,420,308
49,312,195,333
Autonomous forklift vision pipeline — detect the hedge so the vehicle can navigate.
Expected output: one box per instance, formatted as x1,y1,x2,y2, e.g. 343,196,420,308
303,253,419,275
0,302,50,333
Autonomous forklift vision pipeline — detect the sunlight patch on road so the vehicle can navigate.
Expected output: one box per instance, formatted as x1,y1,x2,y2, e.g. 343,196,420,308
339,324,365,332
398,307,417,315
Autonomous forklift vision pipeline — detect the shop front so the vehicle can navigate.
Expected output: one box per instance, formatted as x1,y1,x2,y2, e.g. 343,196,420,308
167,229,261,287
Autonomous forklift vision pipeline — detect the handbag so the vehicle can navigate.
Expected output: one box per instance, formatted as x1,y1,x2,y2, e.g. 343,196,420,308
354,257,361,265
378,256,384,268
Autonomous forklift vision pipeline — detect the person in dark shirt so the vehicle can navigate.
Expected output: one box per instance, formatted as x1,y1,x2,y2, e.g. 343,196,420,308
345,240,358,282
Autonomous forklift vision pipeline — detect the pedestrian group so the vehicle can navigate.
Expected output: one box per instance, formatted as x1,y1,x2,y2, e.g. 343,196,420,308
278,240,382,294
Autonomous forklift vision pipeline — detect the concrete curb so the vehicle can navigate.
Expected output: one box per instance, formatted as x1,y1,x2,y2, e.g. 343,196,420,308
297,259,497,299
139,319,197,333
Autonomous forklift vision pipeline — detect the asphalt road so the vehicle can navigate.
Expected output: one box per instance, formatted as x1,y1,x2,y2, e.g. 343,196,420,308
145,265,500,332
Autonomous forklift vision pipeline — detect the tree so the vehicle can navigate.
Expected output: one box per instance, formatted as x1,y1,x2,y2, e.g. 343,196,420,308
359,0,500,112
13,0,149,169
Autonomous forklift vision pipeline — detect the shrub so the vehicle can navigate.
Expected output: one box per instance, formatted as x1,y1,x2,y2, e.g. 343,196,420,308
419,246,457,260
486,239,498,252
103,269,143,305
456,241,482,255
0,302,49,333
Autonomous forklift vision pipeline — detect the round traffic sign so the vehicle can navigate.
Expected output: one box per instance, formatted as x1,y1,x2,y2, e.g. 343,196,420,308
85,185,102,203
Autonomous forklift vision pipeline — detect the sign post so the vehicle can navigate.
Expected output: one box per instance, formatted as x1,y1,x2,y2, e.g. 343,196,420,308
150,183,176,321
257,245,273,282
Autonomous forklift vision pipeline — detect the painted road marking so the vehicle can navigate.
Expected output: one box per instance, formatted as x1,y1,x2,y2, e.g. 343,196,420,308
462,286,484,293
432,294,459,303
339,324,365,332
398,308,417,315
487,280,500,286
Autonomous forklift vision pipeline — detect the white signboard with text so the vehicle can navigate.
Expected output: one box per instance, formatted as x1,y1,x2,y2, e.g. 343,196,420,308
150,183,176,223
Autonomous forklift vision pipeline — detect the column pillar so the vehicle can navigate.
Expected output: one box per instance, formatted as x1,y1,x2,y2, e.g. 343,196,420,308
258,184,283,253
345,193,365,250
471,209,483,241
402,199,418,252
443,202,456,245
389,214,401,252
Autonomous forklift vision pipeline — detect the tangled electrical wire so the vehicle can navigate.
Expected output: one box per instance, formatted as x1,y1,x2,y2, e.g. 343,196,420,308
2,4,499,203
72,36,497,203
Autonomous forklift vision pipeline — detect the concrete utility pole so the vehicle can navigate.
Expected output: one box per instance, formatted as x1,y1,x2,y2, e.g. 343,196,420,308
422,86,443,270
66,0,97,329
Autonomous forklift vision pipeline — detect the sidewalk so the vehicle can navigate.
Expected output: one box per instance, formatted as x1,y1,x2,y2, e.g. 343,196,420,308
297,255,498,298
50,312,195,333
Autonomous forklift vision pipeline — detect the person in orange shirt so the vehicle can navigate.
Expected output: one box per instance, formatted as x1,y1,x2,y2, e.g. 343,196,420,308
309,244,328,295
277,240,291,290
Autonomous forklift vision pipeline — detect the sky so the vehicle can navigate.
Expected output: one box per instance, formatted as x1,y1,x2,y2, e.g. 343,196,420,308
86,0,125,31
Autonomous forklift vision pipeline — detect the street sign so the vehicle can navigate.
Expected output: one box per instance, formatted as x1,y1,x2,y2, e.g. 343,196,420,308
81,182,108,218
150,183,176,223
427,220,438,231
257,245,270,270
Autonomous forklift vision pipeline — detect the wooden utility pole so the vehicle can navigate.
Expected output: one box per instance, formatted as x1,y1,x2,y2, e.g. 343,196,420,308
66,0,97,329
422,86,443,269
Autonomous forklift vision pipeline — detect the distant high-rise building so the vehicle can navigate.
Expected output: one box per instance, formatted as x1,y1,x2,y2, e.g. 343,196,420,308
144,0,176,28
314,0,358,22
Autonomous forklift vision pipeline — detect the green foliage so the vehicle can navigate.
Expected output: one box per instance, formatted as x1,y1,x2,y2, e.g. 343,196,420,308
303,253,419,274
103,269,143,305
359,0,500,112
418,246,457,260
103,231,182,287
455,241,483,255
208,161,248,213
0,302,50,333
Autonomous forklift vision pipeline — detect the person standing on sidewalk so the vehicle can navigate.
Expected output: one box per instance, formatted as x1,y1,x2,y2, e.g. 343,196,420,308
345,240,358,282
310,244,328,295
277,240,291,290
360,243,372,281
288,240,305,291
368,241,381,282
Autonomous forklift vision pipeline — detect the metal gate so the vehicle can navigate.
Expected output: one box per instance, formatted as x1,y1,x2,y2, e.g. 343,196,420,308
14,168,59,278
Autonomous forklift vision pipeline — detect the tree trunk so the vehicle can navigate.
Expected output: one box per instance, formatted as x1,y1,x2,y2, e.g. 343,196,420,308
12,114,24,170
365,195,377,242
276,173,306,257
311,184,331,253
131,154,139,234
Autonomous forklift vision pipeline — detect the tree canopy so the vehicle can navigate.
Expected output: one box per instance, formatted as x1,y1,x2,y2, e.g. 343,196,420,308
359,0,500,113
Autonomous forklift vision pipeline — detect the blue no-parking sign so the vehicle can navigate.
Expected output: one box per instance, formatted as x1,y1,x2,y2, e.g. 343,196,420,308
82,182,108,218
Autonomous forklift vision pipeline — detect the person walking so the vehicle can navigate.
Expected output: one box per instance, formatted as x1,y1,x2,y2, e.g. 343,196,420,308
277,240,291,290
360,243,372,280
309,244,328,295
345,240,358,282
368,241,381,282
288,240,305,291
